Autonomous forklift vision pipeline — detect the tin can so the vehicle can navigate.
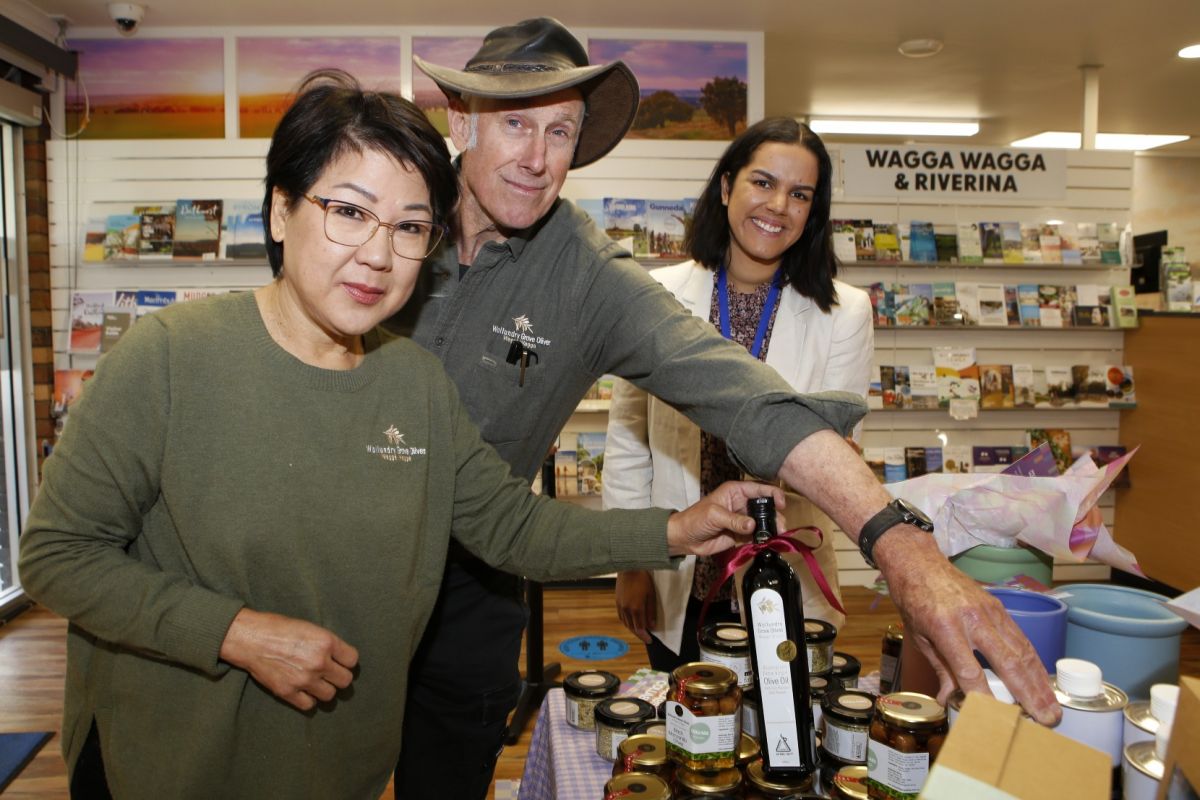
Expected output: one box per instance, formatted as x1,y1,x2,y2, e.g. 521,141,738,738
821,689,875,766
699,622,754,688
879,624,903,694
603,772,672,800
595,697,657,762
866,692,947,799
666,663,742,771
804,619,837,674
1051,658,1128,768
612,734,673,783
563,669,619,731
1123,740,1164,800
831,652,861,689
1125,700,1159,748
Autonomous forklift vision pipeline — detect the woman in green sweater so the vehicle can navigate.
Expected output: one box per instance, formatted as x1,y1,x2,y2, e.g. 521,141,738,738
18,71,779,800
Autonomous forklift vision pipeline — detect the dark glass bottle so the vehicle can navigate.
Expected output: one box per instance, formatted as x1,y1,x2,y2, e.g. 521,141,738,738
741,495,818,783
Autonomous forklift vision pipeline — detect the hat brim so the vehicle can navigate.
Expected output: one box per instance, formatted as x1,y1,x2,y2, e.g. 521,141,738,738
414,55,639,168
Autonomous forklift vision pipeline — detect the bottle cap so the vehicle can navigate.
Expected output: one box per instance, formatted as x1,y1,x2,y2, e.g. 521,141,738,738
1155,720,1172,761
1055,658,1103,698
1150,683,1180,726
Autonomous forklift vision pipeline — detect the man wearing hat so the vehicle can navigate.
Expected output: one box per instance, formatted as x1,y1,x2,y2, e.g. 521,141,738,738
394,17,1059,798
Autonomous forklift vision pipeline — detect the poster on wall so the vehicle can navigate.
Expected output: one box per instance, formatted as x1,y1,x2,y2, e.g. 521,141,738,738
66,39,225,139
237,38,403,138
587,39,749,141
411,37,485,136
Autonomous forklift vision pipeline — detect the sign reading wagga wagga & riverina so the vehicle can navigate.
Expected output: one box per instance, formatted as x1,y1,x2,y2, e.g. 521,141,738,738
840,145,1067,201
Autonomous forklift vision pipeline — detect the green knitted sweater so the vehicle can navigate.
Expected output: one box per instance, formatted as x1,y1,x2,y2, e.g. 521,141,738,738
20,291,672,799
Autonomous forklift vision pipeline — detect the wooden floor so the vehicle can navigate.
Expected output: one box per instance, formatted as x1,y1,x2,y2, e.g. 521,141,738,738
1,586,1197,799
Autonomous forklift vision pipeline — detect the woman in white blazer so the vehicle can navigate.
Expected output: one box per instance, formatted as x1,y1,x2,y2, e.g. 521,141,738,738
603,118,874,670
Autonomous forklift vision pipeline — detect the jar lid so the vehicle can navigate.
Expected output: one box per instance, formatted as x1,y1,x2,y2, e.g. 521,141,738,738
596,697,656,729
884,623,904,642
564,670,619,698
616,734,668,767
699,622,749,653
876,692,947,726
671,662,738,696
631,718,667,738
744,758,815,791
604,772,672,800
831,652,861,677
831,764,869,800
675,765,742,793
803,619,837,644
823,688,876,724
736,731,761,764
809,674,830,697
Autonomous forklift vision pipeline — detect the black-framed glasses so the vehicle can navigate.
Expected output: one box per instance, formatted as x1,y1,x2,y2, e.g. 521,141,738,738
304,194,446,261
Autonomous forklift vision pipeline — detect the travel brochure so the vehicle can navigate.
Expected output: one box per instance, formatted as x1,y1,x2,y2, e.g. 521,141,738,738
865,281,1137,329
67,288,233,354
83,199,266,263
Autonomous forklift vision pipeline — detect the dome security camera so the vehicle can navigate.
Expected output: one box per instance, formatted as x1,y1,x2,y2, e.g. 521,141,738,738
107,3,144,36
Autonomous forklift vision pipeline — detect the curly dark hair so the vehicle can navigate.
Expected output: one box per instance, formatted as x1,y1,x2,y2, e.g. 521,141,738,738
262,69,457,277
685,117,839,311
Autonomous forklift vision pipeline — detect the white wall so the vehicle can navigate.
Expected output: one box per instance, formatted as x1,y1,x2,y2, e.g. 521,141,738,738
1132,155,1200,263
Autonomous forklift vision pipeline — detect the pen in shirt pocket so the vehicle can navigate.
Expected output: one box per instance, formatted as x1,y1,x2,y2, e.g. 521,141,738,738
505,341,539,387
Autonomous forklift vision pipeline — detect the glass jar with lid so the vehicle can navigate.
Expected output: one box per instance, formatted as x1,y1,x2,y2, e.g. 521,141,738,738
735,730,761,769
562,669,619,731
830,652,862,689
698,622,753,687
866,692,947,799
665,663,742,771
821,688,874,767
803,619,837,674
829,764,869,800
602,772,672,800
611,734,673,783
595,697,657,762
742,757,817,798
674,765,742,796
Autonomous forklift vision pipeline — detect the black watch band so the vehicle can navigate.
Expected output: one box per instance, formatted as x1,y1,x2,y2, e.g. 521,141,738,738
858,499,934,569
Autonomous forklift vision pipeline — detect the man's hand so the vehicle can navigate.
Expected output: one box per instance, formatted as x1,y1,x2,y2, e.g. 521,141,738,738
873,528,1061,725
665,480,785,556
219,608,359,711
777,429,1061,725
615,571,657,644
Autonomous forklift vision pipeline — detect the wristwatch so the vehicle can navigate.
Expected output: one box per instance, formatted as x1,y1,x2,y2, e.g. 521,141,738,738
858,498,934,569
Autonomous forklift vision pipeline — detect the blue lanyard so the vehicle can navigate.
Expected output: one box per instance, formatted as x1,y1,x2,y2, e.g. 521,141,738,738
717,266,783,359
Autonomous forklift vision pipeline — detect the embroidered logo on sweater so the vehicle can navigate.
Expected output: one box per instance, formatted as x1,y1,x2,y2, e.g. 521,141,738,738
366,425,427,462
491,312,552,351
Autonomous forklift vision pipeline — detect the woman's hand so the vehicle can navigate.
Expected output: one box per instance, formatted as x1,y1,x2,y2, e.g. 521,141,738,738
219,608,359,711
615,571,658,644
666,481,786,556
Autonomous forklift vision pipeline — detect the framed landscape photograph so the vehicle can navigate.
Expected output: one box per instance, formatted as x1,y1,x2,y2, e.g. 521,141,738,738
411,36,485,136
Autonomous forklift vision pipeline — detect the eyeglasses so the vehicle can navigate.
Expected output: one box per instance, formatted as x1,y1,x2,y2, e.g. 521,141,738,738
303,194,446,261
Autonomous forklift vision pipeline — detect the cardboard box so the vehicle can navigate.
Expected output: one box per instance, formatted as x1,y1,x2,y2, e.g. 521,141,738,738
920,693,1110,799
1156,675,1200,800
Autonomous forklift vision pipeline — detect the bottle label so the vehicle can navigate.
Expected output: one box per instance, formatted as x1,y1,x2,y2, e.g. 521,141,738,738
749,587,803,769
665,701,739,763
823,718,868,762
565,696,580,727
698,647,753,688
867,738,929,795
607,730,628,761
880,653,899,687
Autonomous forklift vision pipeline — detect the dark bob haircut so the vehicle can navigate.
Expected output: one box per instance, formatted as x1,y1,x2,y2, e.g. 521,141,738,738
263,69,458,277
685,117,839,312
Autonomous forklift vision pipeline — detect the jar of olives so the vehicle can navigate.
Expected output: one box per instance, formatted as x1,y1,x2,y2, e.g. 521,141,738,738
665,663,742,771
612,734,673,783
563,669,619,731
742,757,816,798
803,619,837,674
602,772,672,800
829,764,869,800
736,730,761,769
866,692,947,799
698,622,753,688
674,765,742,796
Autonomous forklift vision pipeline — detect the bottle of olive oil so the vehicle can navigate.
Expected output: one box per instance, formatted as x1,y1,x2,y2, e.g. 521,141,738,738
742,496,818,782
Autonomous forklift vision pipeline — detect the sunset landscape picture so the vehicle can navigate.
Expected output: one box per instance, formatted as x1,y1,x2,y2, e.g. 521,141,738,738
66,38,225,139
411,36,484,135
588,39,749,140
238,38,403,138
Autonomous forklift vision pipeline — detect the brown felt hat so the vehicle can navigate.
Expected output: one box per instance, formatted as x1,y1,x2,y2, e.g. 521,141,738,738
413,17,639,168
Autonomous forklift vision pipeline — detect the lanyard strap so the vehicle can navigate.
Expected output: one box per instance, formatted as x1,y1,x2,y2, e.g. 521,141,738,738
717,267,783,359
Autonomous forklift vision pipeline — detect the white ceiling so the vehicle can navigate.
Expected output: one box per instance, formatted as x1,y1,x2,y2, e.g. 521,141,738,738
23,0,1200,154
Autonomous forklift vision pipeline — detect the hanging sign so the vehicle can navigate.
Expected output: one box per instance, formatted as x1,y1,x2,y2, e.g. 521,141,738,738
839,145,1067,201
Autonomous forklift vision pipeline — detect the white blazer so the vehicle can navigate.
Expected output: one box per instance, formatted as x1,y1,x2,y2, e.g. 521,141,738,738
603,260,874,655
